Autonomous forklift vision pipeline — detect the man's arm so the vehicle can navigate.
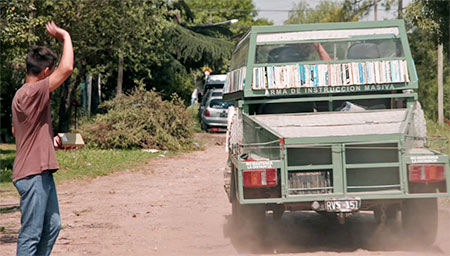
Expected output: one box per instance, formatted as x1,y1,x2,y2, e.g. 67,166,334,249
46,22,73,92
313,43,332,61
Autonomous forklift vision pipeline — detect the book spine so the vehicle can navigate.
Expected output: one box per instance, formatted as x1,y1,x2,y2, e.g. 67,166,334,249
318,65,325,87
358,62,364,84
278,66,284,88
338,64,343,86
326,64,331,86
242,67,246,90
330,64,335,86
375,61,381,84
368,62,374,84
267,66,272,89
313,65,319,87
404,60,410,82
305,65,311,87
352,62,359,85
362,62,367,84
283,66,287,88
293,65,300,88
344,64,350,85
401,60,409,82
263,67,267,89
252,68,259,90
299,65,305,86
386,61,392,83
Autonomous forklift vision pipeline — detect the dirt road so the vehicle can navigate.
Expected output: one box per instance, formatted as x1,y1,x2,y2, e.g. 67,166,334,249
1,133,449,255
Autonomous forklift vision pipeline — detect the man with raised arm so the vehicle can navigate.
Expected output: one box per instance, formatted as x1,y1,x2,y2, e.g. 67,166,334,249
11,21,73,256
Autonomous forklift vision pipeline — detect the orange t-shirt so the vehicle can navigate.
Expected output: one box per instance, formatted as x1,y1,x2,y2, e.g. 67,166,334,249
11,77,58,181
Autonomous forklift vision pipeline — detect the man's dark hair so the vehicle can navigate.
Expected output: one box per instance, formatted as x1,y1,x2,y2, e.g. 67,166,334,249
26,47,58,76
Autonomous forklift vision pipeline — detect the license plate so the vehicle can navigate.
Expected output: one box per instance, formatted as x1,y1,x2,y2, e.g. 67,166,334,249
220,112,227,117
325,198,360,212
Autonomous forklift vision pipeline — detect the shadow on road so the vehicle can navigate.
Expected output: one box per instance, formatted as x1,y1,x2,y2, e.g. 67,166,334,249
0,234,17,244
223,211,446,255
0,205,19,245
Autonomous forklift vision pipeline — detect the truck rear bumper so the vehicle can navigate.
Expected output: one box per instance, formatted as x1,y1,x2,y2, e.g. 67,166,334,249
237,192,450,205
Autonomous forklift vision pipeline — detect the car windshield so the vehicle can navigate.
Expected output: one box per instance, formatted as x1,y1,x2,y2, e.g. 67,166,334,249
209,99,234,109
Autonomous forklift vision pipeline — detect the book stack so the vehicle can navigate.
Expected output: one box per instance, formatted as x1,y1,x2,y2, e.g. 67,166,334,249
224,66,246,94
252,60,409,90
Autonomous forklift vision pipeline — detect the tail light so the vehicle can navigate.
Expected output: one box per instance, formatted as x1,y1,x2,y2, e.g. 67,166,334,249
243,169,277,188
204,109,210,117
408,164,445,183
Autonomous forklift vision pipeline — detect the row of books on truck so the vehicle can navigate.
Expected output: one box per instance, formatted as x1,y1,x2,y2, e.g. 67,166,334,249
224,60,410,93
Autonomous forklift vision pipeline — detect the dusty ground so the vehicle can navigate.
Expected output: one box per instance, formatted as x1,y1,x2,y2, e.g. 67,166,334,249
1,133,449,256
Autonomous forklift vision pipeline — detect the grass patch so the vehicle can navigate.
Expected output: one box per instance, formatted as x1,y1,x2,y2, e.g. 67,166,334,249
0,144,175,194
426,120,450,154
186,103,202,133
0,144,15,183
53,148,175,183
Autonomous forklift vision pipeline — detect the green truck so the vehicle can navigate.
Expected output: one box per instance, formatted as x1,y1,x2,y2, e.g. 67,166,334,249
223,20,449,244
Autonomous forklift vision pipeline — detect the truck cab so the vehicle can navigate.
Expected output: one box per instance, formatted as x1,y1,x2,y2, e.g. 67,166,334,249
223,20,449,245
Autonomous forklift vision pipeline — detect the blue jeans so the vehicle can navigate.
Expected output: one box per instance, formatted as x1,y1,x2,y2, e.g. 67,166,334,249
13,171,60,256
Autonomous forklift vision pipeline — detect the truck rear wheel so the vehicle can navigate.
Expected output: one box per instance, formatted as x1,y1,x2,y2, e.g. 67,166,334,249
373,205,399,224
401,198,438,246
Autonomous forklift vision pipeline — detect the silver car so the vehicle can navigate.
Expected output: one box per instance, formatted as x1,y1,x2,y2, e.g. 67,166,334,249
198,88,223,120
201,96,234,132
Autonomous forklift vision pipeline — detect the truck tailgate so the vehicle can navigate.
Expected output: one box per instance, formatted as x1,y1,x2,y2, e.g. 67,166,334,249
251,109,408,138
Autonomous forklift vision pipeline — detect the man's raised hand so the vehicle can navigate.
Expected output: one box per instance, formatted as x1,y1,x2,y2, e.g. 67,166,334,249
46,21,69,41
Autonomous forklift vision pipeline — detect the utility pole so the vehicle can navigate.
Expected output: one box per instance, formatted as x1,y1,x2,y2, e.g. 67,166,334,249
97,75,102,104
117,53,123,96
374,0,378,21
437,43,444,125
86,74,92,117
397,0,402,19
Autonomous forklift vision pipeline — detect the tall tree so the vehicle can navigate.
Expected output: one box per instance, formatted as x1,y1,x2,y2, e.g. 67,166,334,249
184,0,272,35
405,0,450,122
284,0,359,24
284,0,396,25
162,0,272,98
0,0,50,142
0,0,258,137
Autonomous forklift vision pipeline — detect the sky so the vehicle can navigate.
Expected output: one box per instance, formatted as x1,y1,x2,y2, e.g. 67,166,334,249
253,0,413,25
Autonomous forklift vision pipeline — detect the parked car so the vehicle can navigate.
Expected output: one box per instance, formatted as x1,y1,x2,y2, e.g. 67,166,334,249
198,88,223,119
198,74,226,102
201,96,234,132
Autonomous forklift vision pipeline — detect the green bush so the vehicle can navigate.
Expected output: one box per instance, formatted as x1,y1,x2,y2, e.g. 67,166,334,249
0,147,15,182
78,86,195,150
0,168,12,183
426,120,450,154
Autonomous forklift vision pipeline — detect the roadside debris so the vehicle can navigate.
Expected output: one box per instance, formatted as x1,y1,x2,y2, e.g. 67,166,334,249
142,149,159,153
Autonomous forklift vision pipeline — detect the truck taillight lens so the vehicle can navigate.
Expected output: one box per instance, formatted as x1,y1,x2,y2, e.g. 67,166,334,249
204,109,210,117
408,164,445,183
243,169,277,188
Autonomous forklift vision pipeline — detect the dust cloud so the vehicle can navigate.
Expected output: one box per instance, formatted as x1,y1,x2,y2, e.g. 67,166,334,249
224,210,449,255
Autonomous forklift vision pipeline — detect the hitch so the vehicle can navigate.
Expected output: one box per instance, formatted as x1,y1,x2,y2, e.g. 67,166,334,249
337,212,352,224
